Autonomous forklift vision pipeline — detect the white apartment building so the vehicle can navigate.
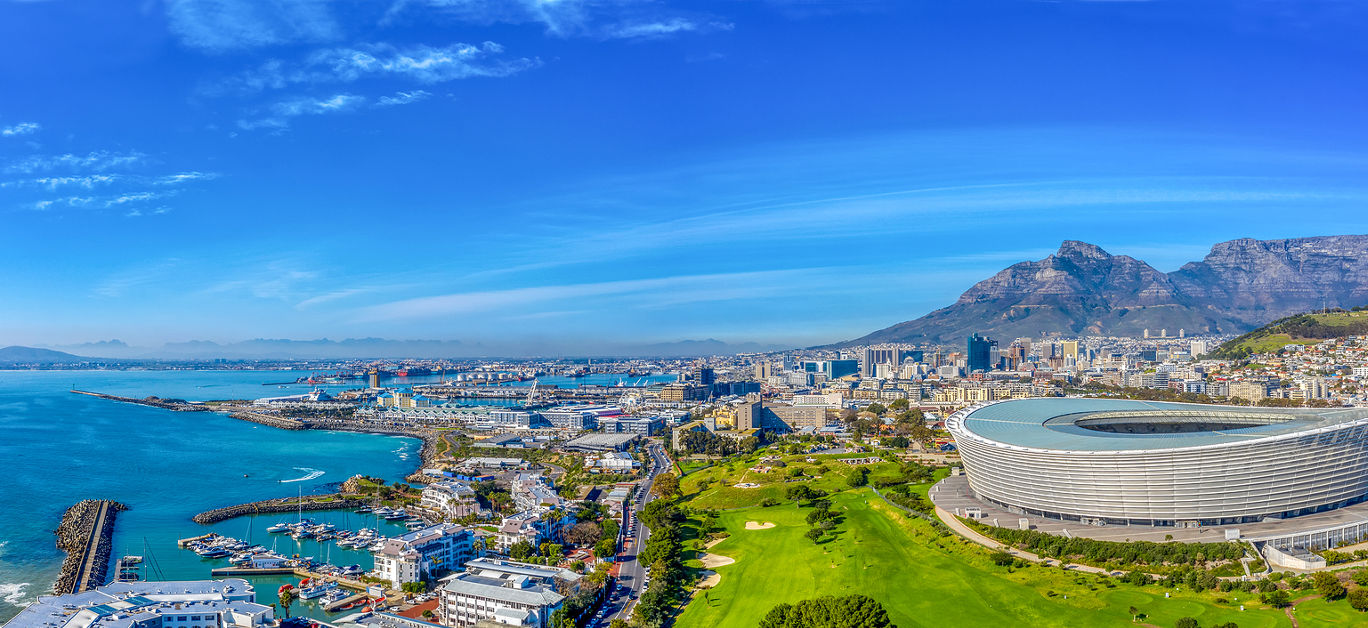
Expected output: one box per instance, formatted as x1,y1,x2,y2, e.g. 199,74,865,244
371,524,475,587
421,480,482,519
437,559,579,628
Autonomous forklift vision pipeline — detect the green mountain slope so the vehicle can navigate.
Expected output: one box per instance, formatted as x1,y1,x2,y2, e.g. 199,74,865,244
1207,308,1368,358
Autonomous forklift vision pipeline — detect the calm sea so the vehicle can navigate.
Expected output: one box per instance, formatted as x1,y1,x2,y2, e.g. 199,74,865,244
0,370,422,623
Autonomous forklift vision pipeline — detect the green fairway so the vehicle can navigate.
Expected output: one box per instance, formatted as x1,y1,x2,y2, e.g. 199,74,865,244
675,490,1294,628
678,452,906,510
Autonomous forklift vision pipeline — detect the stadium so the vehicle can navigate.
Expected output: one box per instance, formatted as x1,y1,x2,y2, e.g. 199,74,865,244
946,398,1368,527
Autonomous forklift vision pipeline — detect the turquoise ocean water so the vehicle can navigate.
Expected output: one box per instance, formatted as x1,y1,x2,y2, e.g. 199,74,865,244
0,370,424,623
0,369,677,623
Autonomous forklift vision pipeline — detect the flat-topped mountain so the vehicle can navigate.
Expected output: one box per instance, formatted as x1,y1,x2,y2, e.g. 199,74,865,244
846,235,1368,345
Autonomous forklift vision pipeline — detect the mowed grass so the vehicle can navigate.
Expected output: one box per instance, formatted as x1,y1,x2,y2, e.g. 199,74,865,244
679,453,907,510
676,489,1293,628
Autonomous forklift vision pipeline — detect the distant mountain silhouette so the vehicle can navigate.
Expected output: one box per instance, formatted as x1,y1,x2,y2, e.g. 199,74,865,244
845,235,1368,345
0,345,88,364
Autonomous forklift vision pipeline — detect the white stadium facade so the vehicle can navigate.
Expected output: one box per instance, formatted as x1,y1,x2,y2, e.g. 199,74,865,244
947,398,1368,528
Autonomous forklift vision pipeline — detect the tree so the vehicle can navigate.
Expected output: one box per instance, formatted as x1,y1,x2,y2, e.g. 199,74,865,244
989,550,1014,566
1262,589,1290,608
758,594,894,628
1355,569,1368,587
1349,588,1368,612
565,521,602,546
595,538,617,558
1313,571,1346,600
509,540,534,560
847,467,870,488
805,527,824,543
1174,618,1198,628
652,473,680,500
1128,606,1140,622
865,403,887,416
277,588,295,619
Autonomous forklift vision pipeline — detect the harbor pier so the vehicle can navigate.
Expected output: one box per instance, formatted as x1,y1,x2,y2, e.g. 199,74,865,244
53,499,128,594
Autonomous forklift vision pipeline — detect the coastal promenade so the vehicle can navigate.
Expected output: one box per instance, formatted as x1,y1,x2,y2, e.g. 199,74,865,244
52,499,127,594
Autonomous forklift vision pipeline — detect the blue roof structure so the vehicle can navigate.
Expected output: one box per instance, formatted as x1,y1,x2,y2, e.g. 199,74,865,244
958,398,1368,452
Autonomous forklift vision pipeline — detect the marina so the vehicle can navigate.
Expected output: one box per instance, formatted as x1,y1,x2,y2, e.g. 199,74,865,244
0,370,422,624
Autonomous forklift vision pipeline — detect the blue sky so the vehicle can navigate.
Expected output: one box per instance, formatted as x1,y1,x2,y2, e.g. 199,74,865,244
3,0,1368,354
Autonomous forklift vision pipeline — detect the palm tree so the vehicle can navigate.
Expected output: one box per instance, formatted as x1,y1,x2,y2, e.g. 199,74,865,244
278,588,295,619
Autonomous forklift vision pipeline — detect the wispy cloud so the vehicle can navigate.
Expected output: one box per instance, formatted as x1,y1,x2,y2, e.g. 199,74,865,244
6,150,148,174
386,0,595,36
1,122,40,137
387,0,727,41
354,269,820,322
3,171,216,190
155,171,219,185
376,90,432,107
238,93,365,130
210,42,538,97
604,18,733,39
163,0,340,52
33,190,177,211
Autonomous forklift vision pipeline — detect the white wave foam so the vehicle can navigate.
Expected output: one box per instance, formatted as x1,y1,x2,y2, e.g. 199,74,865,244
279,467,324,483
0,582,30,605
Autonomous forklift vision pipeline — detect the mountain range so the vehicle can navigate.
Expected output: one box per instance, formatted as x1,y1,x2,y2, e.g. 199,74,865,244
847,235,1368,346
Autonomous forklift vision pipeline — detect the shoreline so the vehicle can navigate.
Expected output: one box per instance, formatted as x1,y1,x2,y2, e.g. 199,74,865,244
74,390,441,525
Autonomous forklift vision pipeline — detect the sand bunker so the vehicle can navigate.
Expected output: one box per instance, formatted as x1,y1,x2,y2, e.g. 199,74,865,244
704,537,727,549
700,553,736,568
697,570,721,588
745,521,776,530
733,482,760,488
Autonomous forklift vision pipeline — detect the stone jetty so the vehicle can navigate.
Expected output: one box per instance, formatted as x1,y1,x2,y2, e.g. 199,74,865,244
71,390,211,412
192,494,366,524
53,499,128,595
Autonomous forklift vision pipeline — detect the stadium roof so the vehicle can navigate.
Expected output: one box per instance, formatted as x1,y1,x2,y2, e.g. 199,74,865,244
956,398,1368,452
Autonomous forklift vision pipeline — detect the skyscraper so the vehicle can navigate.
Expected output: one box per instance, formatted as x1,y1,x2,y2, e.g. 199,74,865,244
967,334,997,373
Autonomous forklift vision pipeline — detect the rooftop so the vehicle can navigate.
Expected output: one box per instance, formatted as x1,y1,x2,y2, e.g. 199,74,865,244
956,398,1368,452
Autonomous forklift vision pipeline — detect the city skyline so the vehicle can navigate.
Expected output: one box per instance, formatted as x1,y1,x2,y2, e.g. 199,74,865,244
4,1,1368,353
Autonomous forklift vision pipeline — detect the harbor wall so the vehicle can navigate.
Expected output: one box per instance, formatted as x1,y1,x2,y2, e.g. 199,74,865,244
192,495,367,524
53,499,128,595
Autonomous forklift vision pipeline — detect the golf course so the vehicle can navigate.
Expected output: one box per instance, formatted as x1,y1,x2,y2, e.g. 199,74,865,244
672,456,1307,627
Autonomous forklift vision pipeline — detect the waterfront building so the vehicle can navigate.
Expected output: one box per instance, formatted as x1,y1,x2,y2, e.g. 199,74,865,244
488,410,537,429
3,579,272,628
437,559,576,627
541,405,624,431
659,383,707,402
596,415,663,435
421,480,482,519
371,524,476,587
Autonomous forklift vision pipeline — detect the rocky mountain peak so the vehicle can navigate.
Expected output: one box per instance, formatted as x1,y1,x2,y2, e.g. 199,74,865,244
844,234,1368,346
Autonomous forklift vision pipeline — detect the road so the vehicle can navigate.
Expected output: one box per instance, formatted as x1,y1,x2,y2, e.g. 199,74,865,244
597,441,670,625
